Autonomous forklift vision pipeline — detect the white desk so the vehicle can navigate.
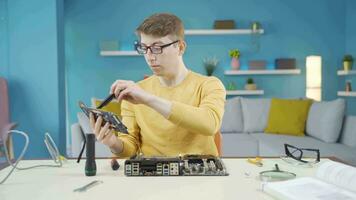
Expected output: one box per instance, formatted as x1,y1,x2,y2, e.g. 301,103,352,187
0,158,328,200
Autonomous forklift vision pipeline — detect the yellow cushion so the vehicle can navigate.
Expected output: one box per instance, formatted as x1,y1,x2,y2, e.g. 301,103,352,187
92,98,122,118
264,98,312,136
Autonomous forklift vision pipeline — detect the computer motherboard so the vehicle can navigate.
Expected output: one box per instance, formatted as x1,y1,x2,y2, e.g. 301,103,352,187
124,154,228,176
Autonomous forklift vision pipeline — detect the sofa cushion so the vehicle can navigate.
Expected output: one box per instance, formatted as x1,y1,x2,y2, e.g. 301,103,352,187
265,98,312,136
221,97,244,133
340,115,356,147
241,98,270,133
250,133,356,165
222,133,258,156
306,99,345,143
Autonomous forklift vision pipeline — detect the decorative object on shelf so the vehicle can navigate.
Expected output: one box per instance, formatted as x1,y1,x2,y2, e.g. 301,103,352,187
250,21,262,33
245,78,257,90
306,55,322,101
226,81,236,90
275,58,296,69
343,55,353,71
337,70,356,76
229,49,241,70
250,21,262,52
346,80,352,92
213,20,235,29
249,60,266,70
203,56,219,76
100,40,119,51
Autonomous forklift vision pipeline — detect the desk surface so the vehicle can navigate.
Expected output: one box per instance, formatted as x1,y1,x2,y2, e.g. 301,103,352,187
0,158,330,200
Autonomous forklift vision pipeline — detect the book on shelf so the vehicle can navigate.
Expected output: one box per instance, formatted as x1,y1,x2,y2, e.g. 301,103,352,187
264,160,356,200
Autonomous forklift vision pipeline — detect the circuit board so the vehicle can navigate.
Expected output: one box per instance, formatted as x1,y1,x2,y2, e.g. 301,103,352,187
124,154,228,176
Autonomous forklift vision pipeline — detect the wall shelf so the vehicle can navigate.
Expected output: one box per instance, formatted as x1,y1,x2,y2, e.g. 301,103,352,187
224,69,301,75
100,51,142,56
226,90,264,96
337,70,356,76
337,91,356,97
100,29,264,56
184,29,264,35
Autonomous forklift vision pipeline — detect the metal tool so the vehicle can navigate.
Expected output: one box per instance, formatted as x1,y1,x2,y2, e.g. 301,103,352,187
97,94,116,109
73,180,103,192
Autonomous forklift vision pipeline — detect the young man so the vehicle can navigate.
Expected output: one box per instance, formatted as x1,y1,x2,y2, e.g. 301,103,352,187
90,13,226,157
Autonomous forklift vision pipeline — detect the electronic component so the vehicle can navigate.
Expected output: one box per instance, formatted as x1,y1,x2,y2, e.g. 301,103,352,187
78,101,128,134
124,154,228,176
111,158,120,171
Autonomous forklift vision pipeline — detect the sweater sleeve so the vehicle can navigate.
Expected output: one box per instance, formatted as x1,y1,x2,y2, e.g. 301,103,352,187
167,77,226,136
115,100,141,158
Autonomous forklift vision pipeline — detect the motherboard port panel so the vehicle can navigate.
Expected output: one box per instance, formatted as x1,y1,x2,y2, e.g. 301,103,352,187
124,154,228,176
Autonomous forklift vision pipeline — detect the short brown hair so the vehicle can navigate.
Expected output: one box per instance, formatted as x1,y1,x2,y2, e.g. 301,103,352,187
136,13,185,40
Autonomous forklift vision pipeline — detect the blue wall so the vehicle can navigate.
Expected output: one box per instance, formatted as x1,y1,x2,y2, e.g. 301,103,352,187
1,0,355,158
0,0,65,158
0,0,8,77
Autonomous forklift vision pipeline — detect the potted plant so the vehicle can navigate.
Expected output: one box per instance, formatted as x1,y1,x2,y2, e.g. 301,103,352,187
251,21,262,33
203,57,219,76
229,49,241,70
245,78,257,90
226,81,236,90
343,55,353,71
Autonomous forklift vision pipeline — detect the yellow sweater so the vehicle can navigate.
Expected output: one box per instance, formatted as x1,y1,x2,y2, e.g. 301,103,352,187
116,71,226,157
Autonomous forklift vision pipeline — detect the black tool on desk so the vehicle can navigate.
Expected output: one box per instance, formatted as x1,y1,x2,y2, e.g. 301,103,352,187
85,134,96,176
111,158,120,170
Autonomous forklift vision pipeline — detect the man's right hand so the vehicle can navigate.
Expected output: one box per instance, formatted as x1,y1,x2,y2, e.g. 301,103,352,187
89,112,123,154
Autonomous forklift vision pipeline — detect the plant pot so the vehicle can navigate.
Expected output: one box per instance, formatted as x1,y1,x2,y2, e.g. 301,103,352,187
231,57,240,70
245,84,257,90
343,61,353,71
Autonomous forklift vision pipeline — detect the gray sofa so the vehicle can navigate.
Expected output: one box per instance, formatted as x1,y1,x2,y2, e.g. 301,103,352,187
221,97,356,165
69,97,356,165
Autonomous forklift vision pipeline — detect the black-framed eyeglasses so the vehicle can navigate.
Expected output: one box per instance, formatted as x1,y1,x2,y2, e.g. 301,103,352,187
134,40,179,54
284,143,320,164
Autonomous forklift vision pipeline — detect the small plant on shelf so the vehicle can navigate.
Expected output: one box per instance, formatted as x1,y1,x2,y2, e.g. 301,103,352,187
229,49,241,70
343,55,354,71
229,49,240,58
226,81,236,90
245,78,257,90
203,56,219,76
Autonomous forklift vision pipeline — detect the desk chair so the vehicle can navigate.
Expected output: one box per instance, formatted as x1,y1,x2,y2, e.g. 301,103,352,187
215,131,222,156
0,78,16,159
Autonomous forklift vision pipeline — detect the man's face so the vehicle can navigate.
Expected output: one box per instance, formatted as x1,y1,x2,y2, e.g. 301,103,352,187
139,34,183,77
